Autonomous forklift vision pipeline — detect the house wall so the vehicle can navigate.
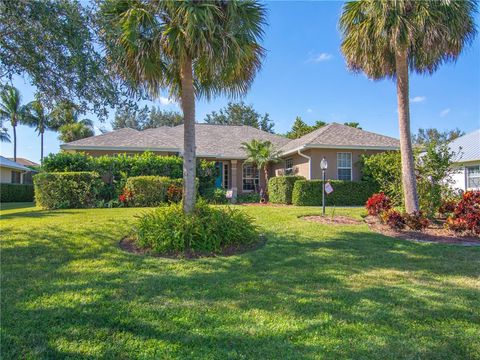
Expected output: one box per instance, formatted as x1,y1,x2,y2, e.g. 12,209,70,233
451,161,480,191
271,153,310,178
1,167,12,183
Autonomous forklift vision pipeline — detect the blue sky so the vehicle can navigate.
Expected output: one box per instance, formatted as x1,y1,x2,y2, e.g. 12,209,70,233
1,1,479,163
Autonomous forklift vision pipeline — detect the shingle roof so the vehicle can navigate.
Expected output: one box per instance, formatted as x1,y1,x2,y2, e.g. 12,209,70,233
0,156,31,171
449,129,480,163
7,158,39,167
61,122,398,158
279,122,399,154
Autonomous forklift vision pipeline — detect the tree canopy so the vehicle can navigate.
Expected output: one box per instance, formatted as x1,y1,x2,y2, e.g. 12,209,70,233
112,106,183,130
412,128,465,147
204,102,274,133
286,117,326,139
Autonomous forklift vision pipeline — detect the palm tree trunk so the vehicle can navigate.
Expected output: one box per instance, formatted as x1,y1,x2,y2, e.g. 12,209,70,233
395,48,419,213
180,57,196,214
40,131,44,162
13,123,16,161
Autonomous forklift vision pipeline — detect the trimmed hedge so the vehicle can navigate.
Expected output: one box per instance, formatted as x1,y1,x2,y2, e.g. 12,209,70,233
0,183,34,202
292,180,379,206
34,172,102,209
268,176,305,204
124,176,184,207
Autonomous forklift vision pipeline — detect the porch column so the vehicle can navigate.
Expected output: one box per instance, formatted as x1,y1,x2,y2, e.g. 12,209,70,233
231,160,238,203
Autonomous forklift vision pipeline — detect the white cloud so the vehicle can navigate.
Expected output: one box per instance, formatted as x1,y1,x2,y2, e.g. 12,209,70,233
307,108,313,113
159,96,177,106
440,108,451,117
411,96,426,103
307,52,333,63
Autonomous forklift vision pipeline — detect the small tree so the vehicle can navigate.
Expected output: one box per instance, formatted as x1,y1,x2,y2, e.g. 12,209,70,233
241,139,281,198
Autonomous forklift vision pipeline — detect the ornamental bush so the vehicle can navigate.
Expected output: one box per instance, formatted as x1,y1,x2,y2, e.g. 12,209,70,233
403,211,430,231
134,201,258,254
268,176,305,204
446,190,480,235
34,172,102,209
365,193,392,216
381,209,406,230
291,180,379,206
0,184,34,202
237,192,261,204
201,187,229,204
124,176,171,207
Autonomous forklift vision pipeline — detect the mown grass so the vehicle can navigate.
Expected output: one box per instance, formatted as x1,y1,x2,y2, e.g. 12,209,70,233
1,203,479,359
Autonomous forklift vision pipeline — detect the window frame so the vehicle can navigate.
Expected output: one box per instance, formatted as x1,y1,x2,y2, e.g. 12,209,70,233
11,170,21,184
223,162,229,189
337,152,352,181
285,158,293,175
466,165,480,189
242,163,259,192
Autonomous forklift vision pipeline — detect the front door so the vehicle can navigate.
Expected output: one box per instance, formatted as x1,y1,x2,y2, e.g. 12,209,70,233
215,162,223,188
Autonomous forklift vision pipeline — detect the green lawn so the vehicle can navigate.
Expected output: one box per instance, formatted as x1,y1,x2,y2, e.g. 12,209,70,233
1,203,479,359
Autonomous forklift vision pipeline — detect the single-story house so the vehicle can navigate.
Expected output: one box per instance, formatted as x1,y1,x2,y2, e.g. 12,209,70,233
449,129,480,191
0,156,32,184
61,122,400,194
7,158,40,184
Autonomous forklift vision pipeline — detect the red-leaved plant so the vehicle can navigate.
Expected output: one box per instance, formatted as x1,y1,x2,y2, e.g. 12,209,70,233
166,184,183,203
365,192,392,216
119,188,134,205
403,211,430,231
381,209,406,230
446,191,480,235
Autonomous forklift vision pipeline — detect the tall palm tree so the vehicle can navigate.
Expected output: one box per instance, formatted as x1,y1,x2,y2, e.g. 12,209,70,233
0,85,22,161
0,119,10,143
22,97,52,161
242,139,281,197
100,0,266,214
339,0,476,213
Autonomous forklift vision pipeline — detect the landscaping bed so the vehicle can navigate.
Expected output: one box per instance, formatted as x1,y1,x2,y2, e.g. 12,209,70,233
301,215,361,225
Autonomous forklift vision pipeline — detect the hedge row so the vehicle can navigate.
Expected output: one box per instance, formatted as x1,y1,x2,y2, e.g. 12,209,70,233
0,183,35,202
268,176,305,204
34,172,102,209
124,176,191,207
292,180,379,206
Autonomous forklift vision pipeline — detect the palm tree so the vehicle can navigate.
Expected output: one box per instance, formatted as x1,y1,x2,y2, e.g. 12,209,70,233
100,0,266,214
0,85,22,161
50,101,95,143
339,0,476,213
58,121,95,143
22,97,52,161
242,139,281,198
0,119,10,143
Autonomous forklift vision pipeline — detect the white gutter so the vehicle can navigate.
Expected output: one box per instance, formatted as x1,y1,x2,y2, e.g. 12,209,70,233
297,149,312,180
60,145,180,152
281,144,399,157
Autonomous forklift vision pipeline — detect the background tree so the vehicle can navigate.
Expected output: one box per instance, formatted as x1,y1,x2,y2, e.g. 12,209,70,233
340,0,476,213
100,0,266,214
50,101,95,143
241,139,281,197
344,122,361,129
145,107,183,128
413,128,465,147
0,118,10,143
0,0,128,120
0,85,22,161
58,122,95,143
111,105,183,130
286,117,326,139
204,102,274,133
22,96,53,161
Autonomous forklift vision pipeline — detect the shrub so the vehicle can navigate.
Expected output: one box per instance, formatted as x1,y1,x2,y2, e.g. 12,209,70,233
438,199,457,217
381,209,406,230
403,211,430,231
166,181,183,203
446,191,480,235
291,180,379,206
34,172,102,209
201,187,229,204
0,184,35,202
268,176,305,204
237,192,261,204
134,201,258,254
124,176,183,207
365,193,392,216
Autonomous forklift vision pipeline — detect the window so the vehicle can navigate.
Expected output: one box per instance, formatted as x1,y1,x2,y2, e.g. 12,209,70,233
223,163,229,189
467,165,480,189
11,171,21,184
337,152,352,181
285,158,293,175
243,164,259,191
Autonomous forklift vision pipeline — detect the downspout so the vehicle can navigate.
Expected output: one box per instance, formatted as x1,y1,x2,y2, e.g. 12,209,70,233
297,148,311,180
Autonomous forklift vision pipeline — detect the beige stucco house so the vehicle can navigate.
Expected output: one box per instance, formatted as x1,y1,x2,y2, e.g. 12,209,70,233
61,122,399,195
0,156,31,184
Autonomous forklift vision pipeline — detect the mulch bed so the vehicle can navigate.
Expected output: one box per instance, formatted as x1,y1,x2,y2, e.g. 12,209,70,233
119,235,267,259
301,215,362,225
365,216,480,246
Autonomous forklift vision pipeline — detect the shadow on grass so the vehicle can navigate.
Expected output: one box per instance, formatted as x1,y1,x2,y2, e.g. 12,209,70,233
1,215,479,359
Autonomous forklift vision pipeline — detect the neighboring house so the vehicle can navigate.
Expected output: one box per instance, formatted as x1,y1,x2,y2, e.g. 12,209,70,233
0,156,31,184
448,129,480,191
61,123,399,194
7,158,40,184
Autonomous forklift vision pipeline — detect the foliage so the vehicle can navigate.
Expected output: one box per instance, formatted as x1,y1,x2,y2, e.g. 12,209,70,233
204,102,274,133
42,152,94,172
403,211,430,231
292,180,379,206
0,118,9,142
111,105,183,130
201,188,229,205
0,85,22,159
365,193,392,216
166,182,183,204
124,176,172,207
286,117,326,139
413,128,465,147
0,183,34,202
344,122,361,129
0,0,125,119
237,192,261,204
58,122,95,143
268,176,305,204
33,172,102,209
446,191,480,235
134,201,258,254
381,209,406,230
438,200,457,217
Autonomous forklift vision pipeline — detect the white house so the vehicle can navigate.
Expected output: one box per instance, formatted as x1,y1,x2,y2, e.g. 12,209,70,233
449,129,480,191
0,156,31,184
